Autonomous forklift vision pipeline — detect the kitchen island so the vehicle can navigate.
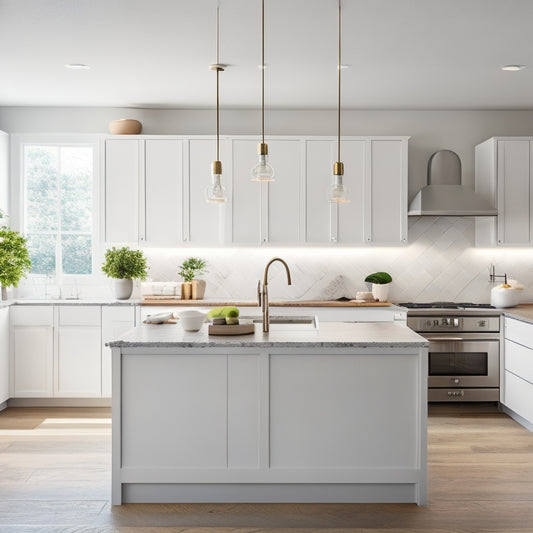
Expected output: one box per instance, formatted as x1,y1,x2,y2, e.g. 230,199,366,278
109,322,428,505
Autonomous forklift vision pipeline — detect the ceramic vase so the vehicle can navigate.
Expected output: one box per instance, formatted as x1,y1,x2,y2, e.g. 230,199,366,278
115,278,133,300
191,280,206,300
181,282,192,300
371,283,390,302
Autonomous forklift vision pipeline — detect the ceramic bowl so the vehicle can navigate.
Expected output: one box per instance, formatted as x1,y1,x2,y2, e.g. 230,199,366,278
178,310,206,331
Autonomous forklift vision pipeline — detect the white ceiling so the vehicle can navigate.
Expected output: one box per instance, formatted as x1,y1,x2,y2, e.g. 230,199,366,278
1,0,533,110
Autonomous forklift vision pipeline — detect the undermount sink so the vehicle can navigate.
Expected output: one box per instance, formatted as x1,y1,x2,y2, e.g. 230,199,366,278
241,315,319,330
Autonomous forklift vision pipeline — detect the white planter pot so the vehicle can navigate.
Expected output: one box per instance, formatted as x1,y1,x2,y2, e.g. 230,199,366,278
371,283,390,302
114,278,133,300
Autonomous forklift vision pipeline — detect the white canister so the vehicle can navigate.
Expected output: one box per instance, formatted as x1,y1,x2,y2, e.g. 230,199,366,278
490,286,521,308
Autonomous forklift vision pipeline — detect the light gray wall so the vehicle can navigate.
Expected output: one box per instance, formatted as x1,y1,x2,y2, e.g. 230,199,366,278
2,107,533,201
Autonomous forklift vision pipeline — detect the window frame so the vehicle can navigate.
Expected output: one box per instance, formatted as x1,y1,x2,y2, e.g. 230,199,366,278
12,134,101,282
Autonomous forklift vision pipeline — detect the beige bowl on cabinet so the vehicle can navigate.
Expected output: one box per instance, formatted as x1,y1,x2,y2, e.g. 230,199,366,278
108,119,142,134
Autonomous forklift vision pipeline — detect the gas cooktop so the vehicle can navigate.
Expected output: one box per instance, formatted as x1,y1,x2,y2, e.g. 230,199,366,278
399,302,495,309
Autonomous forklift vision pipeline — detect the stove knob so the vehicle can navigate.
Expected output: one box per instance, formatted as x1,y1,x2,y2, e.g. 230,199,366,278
442,318,450,326
453,318,460,327
453,378,460,384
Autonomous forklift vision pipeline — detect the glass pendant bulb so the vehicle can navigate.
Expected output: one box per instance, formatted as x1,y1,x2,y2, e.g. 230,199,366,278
329,162,350,204
251,143,275,182
206,161,227,203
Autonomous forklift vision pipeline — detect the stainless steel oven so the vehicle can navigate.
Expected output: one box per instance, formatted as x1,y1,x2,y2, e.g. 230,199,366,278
406,311,500,402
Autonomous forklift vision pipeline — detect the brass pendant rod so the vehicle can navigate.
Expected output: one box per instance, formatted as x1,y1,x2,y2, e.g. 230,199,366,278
337,0,341,163
216,5,220,162
261,0,265,146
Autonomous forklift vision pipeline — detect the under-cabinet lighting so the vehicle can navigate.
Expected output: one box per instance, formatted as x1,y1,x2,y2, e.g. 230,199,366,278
501,64,526,71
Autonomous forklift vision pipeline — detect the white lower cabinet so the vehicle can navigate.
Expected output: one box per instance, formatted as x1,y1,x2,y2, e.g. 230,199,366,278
55,306,102,397
9,304,137,401
10,306,54,397
101,306,136,397
0,307,9,405
503,317,533,428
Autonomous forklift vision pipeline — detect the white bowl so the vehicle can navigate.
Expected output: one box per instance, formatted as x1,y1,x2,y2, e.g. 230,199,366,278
178,310,206,331
490,286,522,308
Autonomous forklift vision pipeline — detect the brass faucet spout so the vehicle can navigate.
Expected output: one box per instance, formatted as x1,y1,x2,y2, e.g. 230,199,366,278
260,257,292,332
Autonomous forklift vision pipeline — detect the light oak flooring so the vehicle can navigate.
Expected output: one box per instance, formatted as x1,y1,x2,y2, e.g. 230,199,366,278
0,403,532,533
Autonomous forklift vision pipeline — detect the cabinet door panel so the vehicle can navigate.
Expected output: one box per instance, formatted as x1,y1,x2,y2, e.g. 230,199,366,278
305,140,333,244
13,327,53,397
338,140,365,244
105,139,140,243
369,140,407,244
56,327,101,397
266,140,301,243
145,139,183,245
497,140,530,244
231,139,262,244
187,139,224,244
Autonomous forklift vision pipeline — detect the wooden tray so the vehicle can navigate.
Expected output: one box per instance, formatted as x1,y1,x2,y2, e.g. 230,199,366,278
208,323,255,336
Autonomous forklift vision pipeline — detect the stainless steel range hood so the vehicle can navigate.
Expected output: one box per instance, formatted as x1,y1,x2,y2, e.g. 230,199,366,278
408,150,497,216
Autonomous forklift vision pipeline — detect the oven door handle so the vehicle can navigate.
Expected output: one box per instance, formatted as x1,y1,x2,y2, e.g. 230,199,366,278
425,337,469,341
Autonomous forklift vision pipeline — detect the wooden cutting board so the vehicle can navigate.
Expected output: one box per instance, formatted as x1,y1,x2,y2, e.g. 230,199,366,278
208,323,255,335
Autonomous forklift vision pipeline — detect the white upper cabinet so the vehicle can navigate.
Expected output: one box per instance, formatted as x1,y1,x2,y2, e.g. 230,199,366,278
475,137,533,246
103,135,408,247
306,137,408,245
143,139,183,246
105,138,141,243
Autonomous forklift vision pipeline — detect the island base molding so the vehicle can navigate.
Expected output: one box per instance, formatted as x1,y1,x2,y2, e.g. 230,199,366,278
120,482,420,504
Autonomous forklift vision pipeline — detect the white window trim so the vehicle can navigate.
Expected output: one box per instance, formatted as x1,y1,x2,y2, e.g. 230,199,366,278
11,134,102,281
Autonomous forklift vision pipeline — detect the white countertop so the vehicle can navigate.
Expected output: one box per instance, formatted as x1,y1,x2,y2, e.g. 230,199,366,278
108,321,427,349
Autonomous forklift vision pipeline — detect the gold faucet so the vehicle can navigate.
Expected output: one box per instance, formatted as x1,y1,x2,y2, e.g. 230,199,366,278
257,257,292,332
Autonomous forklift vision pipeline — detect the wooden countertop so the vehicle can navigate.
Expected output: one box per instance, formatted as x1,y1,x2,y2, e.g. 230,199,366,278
142,298,393,307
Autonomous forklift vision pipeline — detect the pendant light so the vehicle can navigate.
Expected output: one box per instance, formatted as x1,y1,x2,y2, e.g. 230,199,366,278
329,0,350,203
251,0,274,182
206,5,227,203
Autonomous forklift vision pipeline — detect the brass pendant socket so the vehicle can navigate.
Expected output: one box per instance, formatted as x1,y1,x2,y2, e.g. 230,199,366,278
258,143,269,156
212,160,222,175
333,161,344,176
209,63,226,71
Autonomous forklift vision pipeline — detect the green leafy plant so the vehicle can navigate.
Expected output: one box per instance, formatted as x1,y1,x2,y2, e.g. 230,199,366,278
101,246,148,280
0,226,32,288
178,257,207,283
365,272,392,284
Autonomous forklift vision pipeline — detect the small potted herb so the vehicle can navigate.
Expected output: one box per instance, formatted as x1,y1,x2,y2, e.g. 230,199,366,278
364,271,392,302
178,257,207,300
0,226,32,300
101,246,148,300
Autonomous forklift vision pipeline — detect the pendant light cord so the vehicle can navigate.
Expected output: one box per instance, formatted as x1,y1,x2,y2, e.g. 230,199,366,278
216,5,220,161
261,0,265,146
337,0,341,162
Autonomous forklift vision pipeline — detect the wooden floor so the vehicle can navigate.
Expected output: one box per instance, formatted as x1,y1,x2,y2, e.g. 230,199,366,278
0,403,532,533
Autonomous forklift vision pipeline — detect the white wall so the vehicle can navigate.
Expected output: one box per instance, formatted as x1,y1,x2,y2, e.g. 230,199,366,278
3,106,533,304
3,106,533,201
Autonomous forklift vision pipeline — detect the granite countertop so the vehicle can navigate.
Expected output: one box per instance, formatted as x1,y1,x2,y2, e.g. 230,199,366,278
108,321,428,349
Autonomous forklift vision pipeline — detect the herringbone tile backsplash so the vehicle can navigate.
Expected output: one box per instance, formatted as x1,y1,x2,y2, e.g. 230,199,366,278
15,216,533,303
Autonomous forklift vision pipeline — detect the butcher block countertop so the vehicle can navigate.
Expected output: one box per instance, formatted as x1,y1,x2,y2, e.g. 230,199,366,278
142,298,393,307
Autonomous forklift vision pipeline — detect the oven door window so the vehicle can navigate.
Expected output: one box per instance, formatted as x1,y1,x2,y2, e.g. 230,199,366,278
429,352,488,376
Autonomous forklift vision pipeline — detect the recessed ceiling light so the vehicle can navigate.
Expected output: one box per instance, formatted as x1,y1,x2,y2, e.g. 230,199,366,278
501,64,526,71
64,63,91,70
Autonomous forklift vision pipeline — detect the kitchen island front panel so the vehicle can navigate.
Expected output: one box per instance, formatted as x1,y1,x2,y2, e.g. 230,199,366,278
111,322,427,505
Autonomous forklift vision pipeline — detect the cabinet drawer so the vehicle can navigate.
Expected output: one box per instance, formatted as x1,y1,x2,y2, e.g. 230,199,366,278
505,339,533,385
504,370,533,424
11,305,53,326
102,306,135,323
505,317,533,349
59,306,100,326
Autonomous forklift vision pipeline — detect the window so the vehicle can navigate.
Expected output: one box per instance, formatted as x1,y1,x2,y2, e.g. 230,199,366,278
23,144,96,277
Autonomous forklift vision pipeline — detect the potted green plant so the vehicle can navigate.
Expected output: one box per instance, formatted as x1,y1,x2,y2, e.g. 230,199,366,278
178,257,207,300
101,246,148,300
364,271,392,302
0,226,32,300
